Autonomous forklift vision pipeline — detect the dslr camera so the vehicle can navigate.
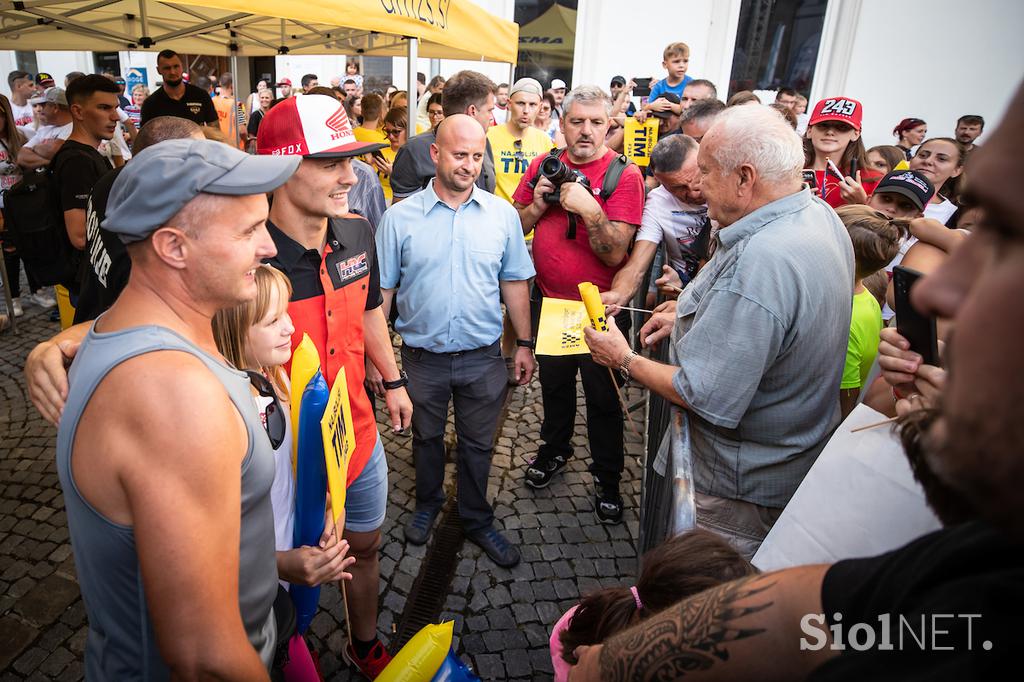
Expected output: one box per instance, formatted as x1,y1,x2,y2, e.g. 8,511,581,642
533,156,591,204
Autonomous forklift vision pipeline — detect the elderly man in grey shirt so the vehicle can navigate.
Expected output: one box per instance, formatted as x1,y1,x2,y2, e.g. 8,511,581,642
586,104,854,558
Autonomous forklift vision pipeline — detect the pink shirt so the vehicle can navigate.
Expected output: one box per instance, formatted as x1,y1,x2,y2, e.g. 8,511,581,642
549,604,579,682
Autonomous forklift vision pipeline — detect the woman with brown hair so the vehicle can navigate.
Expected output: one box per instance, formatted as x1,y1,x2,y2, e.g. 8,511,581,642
866,144,908,174
0,92,38,320
909,137,968,224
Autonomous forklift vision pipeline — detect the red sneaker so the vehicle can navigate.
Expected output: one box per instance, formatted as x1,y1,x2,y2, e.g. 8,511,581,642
342,638,393,680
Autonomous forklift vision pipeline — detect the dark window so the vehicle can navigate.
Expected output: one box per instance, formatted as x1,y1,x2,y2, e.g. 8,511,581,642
728,0,828,97
514,0,577,87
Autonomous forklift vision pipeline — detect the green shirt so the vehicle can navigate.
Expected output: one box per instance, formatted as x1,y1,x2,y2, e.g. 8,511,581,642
842,288,884,389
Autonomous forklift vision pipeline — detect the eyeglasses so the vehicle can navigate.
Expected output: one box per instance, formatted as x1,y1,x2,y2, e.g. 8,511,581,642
512,138,526,164
247,370,286,450
384,127,404,138
428,109,445,119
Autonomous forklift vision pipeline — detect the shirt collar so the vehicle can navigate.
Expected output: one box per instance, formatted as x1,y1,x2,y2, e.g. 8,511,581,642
421,178,484,216
266,219,340,269
717,188,813,250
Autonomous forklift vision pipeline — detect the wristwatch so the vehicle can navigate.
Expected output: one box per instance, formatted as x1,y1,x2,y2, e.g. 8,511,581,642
515,338,536,350
619,350,639,377
382,371,409,390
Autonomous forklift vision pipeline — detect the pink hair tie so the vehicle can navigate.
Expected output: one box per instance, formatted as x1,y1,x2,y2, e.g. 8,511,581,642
630,585,643,610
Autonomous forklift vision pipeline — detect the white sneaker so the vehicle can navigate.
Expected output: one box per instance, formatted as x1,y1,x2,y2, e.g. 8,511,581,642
27,291,56,309
10,297,23,317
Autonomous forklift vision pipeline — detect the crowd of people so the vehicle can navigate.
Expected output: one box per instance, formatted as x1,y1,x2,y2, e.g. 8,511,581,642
2,34,1019,682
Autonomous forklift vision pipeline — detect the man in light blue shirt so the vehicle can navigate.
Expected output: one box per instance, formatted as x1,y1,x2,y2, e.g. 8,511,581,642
377,115,535,568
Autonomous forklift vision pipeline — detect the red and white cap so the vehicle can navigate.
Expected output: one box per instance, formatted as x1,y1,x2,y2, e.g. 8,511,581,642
808,96,863,131
257,94,387,158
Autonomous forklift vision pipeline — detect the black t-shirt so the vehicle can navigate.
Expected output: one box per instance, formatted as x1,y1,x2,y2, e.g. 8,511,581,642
140,84,218,126
74,166,130,323
51,141,112,293
53,141,112,214
247,109,264,138
808,522,1023,681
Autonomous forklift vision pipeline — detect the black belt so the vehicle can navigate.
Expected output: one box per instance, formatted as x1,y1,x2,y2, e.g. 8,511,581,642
406,340,500,357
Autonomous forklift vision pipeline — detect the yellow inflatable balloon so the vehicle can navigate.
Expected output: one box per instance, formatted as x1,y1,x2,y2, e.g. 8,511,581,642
289,333,321,476
376,621,454,682
578,281,609,332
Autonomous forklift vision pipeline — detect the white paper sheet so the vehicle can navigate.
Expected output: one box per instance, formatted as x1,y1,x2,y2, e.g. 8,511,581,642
752,403,942,571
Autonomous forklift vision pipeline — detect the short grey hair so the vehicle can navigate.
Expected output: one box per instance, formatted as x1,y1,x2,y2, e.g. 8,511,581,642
650,135,699,174
705,105,804,184
562,85,613,117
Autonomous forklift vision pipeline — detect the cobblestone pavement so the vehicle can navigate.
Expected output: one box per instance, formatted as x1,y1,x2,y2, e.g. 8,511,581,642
0,300,645,681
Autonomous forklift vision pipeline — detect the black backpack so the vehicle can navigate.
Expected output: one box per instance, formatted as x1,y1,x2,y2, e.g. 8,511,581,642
4,147,79,288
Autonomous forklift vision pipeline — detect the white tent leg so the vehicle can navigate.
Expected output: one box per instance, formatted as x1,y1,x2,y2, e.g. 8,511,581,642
406,36,418,136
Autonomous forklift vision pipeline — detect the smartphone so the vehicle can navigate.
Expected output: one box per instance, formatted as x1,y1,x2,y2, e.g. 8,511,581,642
632,77,652,97
371,149,386,162
802,169,817,189
893,265,939,366
849,158,859,180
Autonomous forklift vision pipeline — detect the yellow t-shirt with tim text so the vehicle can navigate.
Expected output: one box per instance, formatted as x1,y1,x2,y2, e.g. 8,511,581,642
487,123,556,204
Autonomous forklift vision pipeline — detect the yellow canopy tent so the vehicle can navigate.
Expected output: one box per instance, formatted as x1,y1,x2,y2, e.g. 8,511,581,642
0,0,518,61
517,3,574,68
0,0,517,136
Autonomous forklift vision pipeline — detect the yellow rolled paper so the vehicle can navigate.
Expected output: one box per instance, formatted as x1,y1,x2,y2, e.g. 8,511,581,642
578,281,609,332
289,333,321,476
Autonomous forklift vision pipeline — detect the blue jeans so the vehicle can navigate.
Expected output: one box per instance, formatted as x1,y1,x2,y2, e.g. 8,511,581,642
344,436,388,532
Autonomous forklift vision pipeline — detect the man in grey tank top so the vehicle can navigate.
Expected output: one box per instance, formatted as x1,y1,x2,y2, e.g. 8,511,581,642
54,139,299,680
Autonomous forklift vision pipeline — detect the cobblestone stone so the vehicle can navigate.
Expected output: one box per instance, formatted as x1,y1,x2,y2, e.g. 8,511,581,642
1,302,644,680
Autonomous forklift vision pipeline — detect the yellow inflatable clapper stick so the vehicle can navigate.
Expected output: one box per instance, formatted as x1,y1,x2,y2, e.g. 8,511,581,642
578,281,608,332
289,333,321,476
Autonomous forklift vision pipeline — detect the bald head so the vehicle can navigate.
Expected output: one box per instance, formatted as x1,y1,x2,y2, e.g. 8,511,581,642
431,114,486,197
133,116,203,154
435,113,486,149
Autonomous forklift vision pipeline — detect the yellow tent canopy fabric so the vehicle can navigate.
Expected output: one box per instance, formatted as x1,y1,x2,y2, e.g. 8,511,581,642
517,3,574,65
0,0,519,62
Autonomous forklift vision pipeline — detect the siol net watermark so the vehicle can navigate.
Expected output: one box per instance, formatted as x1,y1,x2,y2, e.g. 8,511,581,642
800,613,993,652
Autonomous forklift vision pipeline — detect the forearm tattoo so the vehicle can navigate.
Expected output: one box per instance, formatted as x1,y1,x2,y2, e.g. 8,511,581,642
585,216,617,255
598,575,775,680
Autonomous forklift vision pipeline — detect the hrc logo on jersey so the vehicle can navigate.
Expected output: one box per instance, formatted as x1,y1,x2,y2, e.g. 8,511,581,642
334,252,368,284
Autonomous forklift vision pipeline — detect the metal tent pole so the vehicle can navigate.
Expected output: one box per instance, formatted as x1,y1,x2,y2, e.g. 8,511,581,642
406,36,418,136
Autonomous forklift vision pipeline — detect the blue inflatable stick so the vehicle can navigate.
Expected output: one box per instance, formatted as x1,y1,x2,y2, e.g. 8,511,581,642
431,650,481,682
290,370,330,634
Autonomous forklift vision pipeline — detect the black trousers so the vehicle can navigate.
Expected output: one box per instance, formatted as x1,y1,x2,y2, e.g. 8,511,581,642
402,341,508,532
531,290,630,487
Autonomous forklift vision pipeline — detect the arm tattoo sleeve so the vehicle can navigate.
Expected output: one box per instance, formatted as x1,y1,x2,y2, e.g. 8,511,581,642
599,575,776,681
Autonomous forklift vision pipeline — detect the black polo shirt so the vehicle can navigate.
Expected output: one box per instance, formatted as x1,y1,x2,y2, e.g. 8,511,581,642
140,84,218,126
264,215,383,485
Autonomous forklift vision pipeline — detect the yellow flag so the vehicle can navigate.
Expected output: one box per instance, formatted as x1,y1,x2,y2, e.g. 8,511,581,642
536,297,591,356
320,367,356,526
624,117,659,167
289,334,320,476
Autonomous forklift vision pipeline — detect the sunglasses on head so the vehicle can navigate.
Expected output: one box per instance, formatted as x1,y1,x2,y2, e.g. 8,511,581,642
247,370,286,450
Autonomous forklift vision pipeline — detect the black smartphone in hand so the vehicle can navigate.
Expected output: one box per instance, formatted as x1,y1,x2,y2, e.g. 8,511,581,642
632,77,652,97
893,265,939,366
802,169,817,188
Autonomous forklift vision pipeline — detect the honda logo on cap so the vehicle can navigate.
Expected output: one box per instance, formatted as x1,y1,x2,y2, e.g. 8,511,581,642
325,106,351,140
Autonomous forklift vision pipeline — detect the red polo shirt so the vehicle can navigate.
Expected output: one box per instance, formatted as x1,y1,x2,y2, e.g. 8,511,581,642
265,216,383,485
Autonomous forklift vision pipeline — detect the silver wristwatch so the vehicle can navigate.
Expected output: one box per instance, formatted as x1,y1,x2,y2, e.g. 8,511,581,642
619,350,639,377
